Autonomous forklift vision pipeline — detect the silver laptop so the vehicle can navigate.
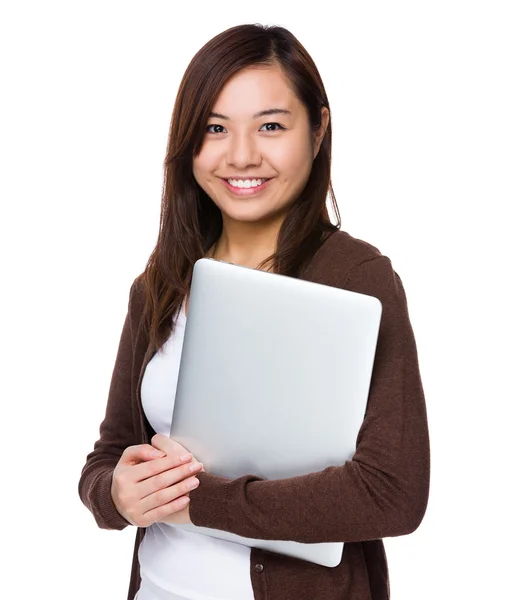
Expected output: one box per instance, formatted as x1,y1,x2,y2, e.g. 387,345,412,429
170,257,382,567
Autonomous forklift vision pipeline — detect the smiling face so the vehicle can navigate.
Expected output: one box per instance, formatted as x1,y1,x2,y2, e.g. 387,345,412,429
192,63,328,229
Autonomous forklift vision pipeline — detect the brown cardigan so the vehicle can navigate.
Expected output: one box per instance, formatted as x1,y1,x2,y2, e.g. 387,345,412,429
78,229,430,600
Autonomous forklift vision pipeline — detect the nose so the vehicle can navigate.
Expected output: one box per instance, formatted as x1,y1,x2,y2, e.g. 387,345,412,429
225,132,262,169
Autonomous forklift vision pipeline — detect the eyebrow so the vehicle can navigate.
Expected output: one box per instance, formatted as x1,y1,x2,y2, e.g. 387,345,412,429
208,108,292,120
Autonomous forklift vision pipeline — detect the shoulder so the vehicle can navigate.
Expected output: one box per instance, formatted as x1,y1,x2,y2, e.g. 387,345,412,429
309,231,414,343
323,228,383,256
303,228,393,288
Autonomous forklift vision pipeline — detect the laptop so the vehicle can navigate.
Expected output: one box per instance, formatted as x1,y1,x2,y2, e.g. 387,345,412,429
170,257,382,567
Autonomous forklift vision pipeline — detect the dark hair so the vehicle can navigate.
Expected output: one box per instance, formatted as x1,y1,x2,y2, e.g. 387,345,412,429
140,23,341,351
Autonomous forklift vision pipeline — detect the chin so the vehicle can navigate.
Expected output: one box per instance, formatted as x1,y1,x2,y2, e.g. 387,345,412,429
221,204,279,224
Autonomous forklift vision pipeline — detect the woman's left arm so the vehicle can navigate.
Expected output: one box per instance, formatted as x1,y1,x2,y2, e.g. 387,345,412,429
165,256,430,544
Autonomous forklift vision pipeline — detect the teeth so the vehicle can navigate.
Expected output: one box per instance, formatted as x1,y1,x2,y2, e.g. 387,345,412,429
227,178,267,188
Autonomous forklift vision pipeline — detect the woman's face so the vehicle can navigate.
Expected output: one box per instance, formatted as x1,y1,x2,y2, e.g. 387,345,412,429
192,64,329,228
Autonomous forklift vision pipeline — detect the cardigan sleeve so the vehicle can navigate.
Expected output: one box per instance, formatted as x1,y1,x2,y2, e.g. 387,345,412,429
77,279,141,531
188,256,431,543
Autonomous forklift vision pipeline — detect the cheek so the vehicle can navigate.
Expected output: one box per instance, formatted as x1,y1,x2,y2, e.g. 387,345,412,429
269,135,313,177
192,155,214,186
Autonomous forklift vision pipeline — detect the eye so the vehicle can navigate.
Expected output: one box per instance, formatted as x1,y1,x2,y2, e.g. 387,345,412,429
259,122,285,132
205,124,226,134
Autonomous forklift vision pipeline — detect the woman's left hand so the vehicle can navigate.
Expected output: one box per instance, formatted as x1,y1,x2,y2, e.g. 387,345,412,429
151,433,204,525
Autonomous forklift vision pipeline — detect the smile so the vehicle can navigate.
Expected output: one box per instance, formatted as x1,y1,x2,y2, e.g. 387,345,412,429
220,177,273,196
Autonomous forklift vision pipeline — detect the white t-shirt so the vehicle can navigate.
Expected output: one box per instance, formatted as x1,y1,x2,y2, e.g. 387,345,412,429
136,305,255,600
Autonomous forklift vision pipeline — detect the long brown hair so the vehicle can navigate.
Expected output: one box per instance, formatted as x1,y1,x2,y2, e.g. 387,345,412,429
139,23,341,352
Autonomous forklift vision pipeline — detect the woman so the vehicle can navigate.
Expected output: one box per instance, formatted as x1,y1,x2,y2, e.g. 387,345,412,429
78,23,430,600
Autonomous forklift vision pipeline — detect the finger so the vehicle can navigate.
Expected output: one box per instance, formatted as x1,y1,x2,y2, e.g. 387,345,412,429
121,444,166,466
130,451,195,483
140,472,200,515
140,495,191,526
137,459,203,499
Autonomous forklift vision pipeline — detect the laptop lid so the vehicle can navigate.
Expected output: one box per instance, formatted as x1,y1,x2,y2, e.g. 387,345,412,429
170,258,382,566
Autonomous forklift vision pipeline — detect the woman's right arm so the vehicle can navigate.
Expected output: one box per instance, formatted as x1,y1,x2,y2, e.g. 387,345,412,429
77,279,142,530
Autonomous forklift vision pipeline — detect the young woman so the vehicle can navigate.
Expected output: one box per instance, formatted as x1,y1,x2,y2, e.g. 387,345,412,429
78,23,430,600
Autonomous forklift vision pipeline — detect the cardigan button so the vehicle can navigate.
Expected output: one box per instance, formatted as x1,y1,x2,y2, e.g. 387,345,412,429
254,564,264,573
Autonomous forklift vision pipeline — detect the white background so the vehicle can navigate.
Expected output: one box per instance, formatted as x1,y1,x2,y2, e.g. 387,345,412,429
1,1,507,598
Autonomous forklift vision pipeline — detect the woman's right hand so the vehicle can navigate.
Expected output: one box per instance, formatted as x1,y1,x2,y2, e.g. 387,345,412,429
111,438,204,527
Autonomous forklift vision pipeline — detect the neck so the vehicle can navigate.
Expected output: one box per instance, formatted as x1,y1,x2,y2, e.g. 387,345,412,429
209,217,283,271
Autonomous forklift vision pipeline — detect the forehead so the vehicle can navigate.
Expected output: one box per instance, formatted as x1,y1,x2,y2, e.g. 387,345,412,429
211,64,300,117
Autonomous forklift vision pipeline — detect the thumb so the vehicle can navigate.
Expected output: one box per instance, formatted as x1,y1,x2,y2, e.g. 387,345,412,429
121,444,166,466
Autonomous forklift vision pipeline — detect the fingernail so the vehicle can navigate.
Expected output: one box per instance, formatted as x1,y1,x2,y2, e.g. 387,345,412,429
180,453,193,462
151,450,165,457
187,477,200,489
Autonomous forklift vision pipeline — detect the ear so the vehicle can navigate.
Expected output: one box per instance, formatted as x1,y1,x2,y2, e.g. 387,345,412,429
312,106,330,160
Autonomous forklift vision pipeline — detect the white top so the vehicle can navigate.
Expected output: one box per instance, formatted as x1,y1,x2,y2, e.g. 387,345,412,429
136,305,255,600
